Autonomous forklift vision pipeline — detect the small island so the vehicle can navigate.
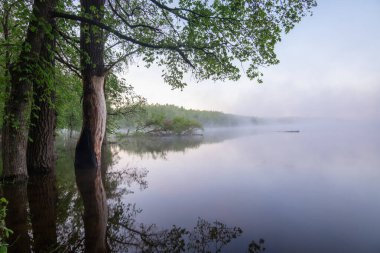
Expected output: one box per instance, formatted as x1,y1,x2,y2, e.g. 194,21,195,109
134,115,203,136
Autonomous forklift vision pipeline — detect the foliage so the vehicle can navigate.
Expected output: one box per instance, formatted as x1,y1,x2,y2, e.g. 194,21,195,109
0,197,12,252
53,0,316,88
119,103,259,129
54,71,146,136
0,0,32,127
135,114,203,136
105,73,146,134
55,70,82,134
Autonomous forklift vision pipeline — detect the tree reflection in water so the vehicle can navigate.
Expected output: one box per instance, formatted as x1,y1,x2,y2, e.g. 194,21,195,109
1,139,264,252
2,182,30,253
28,175,58,252
76,169,108,252
116,136,204,160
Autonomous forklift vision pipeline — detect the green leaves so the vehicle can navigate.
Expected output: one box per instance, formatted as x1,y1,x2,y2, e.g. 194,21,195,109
101,0,316,87
51,0,315,88
105,73,146,134
0,197,13,251
55,70,82,131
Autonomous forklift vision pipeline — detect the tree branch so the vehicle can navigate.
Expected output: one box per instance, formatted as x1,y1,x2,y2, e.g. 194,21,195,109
148,0,243,22
52,11,195,68
56,29,80,52
107,0,162,33
148,0,190,21
105,49,139,73
55,53,81,78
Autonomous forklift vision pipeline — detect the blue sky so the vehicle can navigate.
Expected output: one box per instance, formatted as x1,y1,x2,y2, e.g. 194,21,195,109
124,0,380,119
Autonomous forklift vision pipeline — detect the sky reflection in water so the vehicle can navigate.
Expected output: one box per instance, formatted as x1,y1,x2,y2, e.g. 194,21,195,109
117,120,380,253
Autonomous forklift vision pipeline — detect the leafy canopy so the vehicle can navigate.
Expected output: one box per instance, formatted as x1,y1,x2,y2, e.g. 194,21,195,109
54,0,317,88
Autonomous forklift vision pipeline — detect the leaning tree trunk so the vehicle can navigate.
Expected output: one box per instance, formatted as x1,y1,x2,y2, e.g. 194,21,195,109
75,0,106,171
1,0,56,181
27,26,57,176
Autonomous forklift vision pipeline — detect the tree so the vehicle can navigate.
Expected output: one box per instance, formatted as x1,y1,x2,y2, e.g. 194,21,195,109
1,0,57,180
55,0,316,87
0,0,30,117
26,14,58,176
53,0,316,172
74,0,107,171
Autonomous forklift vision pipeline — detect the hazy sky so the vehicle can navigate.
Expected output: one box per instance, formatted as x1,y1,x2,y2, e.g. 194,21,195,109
124,0,380,119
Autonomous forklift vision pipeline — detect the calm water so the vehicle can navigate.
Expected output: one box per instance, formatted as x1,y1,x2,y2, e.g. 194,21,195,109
2,120,380,252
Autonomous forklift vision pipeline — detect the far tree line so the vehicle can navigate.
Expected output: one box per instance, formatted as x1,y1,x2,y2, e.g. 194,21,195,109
65,102,262,137
0,0,316,180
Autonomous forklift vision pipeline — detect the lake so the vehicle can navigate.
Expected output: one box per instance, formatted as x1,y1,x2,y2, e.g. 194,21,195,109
2,119,380,252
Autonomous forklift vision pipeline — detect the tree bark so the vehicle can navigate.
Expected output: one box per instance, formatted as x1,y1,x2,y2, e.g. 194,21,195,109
1,0,56,181
75,0,106,171
27,29,57,176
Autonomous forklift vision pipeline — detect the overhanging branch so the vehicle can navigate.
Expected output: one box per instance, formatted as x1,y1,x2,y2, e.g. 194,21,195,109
52,11,195,68
105,49,139,73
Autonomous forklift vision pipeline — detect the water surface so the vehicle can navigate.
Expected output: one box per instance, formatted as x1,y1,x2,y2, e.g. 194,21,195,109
2,120,380,252
116,120,380,252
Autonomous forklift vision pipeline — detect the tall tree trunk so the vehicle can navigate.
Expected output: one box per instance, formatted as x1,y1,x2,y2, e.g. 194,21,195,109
27,26,57,176
1,0,56,181
75,3,107,250
75,0,106,171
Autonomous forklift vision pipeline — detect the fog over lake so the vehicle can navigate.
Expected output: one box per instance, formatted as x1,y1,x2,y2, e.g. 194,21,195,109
114,119,380,252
